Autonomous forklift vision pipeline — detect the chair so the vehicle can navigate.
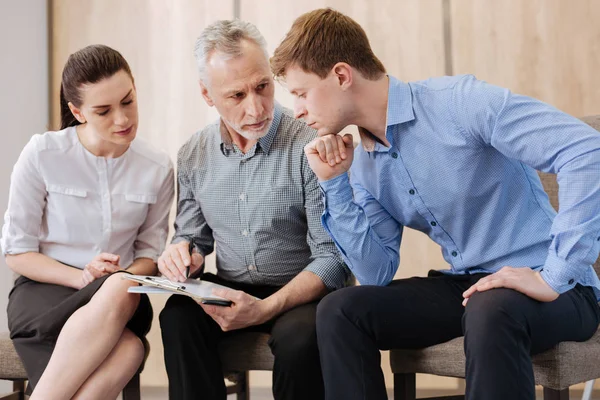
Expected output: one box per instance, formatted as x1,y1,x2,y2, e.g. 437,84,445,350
390,115,600,400
220,332,274,400
0,332,143,400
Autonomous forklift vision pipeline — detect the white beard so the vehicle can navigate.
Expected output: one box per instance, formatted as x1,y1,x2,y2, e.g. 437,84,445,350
224,117,272,140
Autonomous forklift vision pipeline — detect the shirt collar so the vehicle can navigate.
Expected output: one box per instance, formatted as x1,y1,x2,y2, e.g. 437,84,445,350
359,75,415,152
220,103,283,156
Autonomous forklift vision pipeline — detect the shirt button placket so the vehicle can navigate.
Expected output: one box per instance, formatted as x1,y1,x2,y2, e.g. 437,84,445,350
238,159,256,277
98,158,111,250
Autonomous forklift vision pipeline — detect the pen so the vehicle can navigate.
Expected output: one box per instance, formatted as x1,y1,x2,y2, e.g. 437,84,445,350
185,241,192,280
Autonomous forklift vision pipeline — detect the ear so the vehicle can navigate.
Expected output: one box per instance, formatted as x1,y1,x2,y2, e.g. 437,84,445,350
332,62,353,91
68,102,86,124
199,80,214,107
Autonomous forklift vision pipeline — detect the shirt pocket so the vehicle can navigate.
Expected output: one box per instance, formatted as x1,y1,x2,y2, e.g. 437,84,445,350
45,184,90,238
119,193,158,229
46,184,87,198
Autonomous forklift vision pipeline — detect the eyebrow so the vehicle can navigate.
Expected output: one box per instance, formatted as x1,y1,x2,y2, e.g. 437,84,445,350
91,89,133,109
288,85,304,95
224,78,271,96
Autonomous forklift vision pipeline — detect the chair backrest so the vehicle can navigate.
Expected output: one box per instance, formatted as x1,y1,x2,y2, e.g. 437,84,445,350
537,115,600,275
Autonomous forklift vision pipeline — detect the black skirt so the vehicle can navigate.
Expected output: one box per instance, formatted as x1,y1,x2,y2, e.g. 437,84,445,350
6,271,152,390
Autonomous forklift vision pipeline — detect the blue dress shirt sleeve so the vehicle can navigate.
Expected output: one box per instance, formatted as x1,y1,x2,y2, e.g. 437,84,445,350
320,172,403,286
452,75,600,294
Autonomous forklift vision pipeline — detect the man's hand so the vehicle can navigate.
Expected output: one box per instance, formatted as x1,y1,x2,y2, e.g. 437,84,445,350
304,133,354,181
158,241,204,282
199,288,273,331
80,253,120,289
462,266,559,306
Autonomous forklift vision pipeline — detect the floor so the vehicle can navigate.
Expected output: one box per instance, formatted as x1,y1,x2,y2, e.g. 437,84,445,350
122,386,600,400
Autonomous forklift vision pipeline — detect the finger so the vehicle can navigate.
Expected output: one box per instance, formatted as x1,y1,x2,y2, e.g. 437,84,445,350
212,288,243,302
475,278,510,293
157,256,174,280
462,274,495,298
95,261,119,273
200,303,228,319
462,297,468,307
462,283,479,299
86,264,106,278
167,245,186,272
304,139,319,155
98,253,120,264
89,260,118,274
199,304,225,324
190,253,204,272
87,261,105,273
322,137,337,166
336,135,347,160
163,255,185,282
315,139,328,163
342,133,354,148
175,243,191,267
83,268,95,284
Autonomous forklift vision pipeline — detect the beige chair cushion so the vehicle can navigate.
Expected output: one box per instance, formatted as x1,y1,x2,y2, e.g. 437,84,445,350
0,332,27,380
390,327,600,390
219,332,274,372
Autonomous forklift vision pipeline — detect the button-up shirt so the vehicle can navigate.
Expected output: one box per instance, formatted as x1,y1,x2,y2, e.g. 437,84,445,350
1,127,174,269
321,74,600,298
173,104,349,290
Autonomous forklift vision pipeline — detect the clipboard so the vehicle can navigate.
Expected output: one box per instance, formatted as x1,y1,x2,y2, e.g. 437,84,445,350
122,275,233,306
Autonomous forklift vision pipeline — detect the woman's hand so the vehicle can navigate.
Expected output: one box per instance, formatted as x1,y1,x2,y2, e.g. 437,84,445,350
80,253,121,289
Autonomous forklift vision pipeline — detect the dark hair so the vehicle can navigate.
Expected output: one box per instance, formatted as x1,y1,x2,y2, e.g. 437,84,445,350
60,44,133,129
271,8,386,80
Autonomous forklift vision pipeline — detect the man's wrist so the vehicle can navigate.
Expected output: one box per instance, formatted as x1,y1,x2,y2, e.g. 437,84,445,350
260,296,283,323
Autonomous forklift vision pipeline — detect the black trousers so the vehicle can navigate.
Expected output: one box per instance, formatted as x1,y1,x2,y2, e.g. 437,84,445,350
317,270,600,400
160,273,324,400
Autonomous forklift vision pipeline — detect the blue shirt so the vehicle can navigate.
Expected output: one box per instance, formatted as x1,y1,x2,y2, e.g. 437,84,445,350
320,74,600,298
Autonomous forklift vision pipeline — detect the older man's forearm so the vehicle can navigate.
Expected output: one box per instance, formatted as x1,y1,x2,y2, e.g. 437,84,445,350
262,271,329,319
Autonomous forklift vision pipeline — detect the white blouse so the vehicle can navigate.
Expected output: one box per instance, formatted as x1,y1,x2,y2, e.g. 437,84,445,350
1,126,174,269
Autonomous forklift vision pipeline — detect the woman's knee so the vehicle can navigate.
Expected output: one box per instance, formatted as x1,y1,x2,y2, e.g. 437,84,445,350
91,273,141,319
119,328,145,366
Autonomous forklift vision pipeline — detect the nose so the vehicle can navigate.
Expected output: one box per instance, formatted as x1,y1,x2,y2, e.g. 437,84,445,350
293,100,306,120
246,93,264,118
114,107,129,127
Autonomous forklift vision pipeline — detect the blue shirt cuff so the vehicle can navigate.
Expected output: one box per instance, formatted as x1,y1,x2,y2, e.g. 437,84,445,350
319,172,353,208
540,252,587,294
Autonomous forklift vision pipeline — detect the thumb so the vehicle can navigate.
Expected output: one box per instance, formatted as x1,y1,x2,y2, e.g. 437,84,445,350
304,139,320,155
191,253,204,269
342,134,354,148
212,288,237,301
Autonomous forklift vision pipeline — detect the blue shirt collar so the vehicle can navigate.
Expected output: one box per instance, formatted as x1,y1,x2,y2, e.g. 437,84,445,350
360,75,415,152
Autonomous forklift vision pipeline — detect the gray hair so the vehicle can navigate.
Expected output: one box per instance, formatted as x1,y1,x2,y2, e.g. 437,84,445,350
194,19,269,83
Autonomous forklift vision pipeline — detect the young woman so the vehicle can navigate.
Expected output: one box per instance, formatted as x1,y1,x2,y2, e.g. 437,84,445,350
2,44,174,399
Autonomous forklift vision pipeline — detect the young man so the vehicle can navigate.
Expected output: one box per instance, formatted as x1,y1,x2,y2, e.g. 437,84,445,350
158,20,349,400
271,8,600,400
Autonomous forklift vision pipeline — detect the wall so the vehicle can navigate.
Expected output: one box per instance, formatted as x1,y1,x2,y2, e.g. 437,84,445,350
0,0,49,394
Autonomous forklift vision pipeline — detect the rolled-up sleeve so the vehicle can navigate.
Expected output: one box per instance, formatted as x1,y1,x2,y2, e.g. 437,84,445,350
1,135,45,255
133,160,175,262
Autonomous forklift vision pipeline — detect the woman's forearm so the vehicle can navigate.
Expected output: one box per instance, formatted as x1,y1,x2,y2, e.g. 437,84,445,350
5,252,83,289
126,257,157,276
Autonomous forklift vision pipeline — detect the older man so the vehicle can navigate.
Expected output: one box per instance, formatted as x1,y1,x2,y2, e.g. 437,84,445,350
158,20,349,400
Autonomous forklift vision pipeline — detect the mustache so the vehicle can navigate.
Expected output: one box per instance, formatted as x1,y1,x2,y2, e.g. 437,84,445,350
242,118,269,126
